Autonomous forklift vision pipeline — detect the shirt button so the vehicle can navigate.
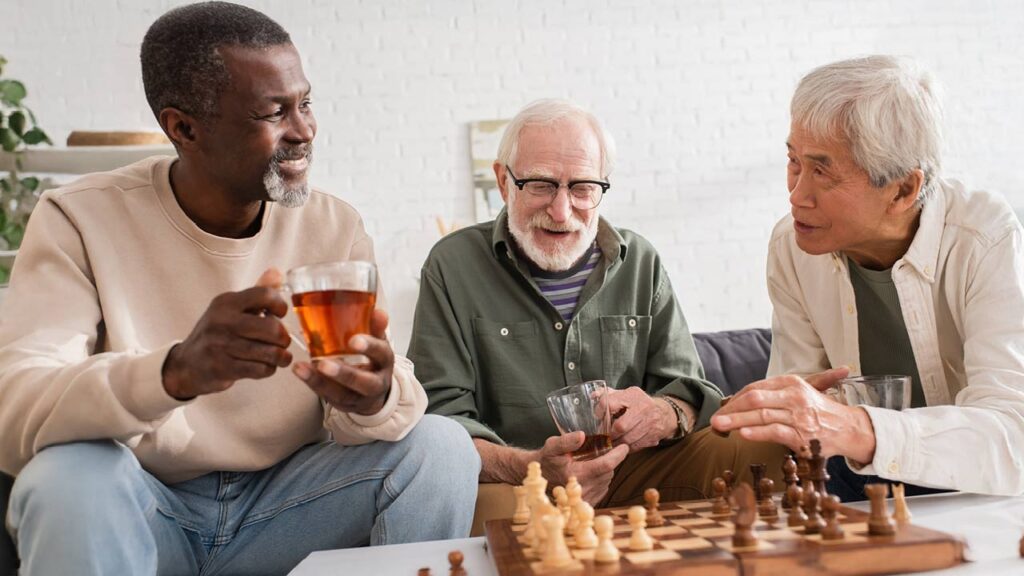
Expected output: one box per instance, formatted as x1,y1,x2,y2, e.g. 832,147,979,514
846,305,855,315
554,322,564,331
500,327,509,336
628,318,637,328
888,461,899,474
567,362,576,371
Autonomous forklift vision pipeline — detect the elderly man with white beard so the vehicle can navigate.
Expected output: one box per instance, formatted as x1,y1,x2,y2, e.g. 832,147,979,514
409,99,786,508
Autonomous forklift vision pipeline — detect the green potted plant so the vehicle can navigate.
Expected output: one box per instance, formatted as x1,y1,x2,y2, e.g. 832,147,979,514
0,54,53,285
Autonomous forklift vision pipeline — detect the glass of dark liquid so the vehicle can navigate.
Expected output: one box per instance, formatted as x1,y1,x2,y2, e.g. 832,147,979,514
284,260,377,366
546,380,613,461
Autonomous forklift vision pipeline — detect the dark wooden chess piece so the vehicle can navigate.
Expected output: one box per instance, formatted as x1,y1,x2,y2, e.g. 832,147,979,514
723,469,735,496
1019,532,1024,558
803,487,826,535
644,488,666,527
448,550,467,576
730,483,759,548
787,483,808,527
418,568,431,576
821,494,845,540
711,477,732,516
781,454,798,510
808,439,830,496
758,477,779,522
796,445,812,489
865,484,896,536
750,462,766,492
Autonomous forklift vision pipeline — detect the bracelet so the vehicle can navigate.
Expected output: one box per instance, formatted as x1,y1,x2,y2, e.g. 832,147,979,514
660,396,689,441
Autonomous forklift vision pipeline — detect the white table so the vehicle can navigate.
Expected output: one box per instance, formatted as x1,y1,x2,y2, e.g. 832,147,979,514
290,492,1024,575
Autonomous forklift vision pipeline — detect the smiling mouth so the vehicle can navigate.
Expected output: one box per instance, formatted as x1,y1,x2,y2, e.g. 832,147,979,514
275,156,309,176
793,220,819,234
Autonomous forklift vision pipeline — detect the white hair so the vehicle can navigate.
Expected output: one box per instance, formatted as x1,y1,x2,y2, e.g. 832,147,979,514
791,55,944,205
496,98,616,178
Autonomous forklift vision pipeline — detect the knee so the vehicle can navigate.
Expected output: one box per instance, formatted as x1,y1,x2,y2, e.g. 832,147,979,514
11,441,139,510
404,415,480,482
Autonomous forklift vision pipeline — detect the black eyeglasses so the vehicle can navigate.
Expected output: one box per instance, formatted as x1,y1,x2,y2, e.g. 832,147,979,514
505,165,610,209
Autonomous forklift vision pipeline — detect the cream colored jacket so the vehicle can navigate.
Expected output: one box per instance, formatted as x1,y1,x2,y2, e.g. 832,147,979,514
0,157,426,483
767,179,1024,495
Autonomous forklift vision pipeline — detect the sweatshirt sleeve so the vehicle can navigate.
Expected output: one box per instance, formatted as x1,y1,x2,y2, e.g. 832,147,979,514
0,194,189,476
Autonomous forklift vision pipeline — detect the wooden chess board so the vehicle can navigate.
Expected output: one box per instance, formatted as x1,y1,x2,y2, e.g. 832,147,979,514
484,496,965,576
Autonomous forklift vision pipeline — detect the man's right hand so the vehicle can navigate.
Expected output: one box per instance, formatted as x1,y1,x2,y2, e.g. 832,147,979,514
533,432,629,505
162,281,293,400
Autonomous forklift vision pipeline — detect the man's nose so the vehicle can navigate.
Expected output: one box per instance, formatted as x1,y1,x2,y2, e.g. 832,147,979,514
547,188,573,222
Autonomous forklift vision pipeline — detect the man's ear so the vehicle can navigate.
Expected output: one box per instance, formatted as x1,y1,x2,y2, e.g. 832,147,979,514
493,161,510,204
158,107,203,152
889,168,924,215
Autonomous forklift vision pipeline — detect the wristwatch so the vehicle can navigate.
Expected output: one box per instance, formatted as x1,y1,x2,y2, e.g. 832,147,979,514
660,396,690,442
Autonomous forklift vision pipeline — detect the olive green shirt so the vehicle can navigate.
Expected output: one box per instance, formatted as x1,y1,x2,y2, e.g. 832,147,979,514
408,210,723,448
848,261,926,408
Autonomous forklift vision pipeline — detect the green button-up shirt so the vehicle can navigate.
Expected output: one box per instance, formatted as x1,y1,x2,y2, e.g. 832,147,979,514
408,210,723,448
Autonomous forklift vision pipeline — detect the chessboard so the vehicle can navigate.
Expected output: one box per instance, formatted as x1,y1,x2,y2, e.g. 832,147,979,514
484,495,965,576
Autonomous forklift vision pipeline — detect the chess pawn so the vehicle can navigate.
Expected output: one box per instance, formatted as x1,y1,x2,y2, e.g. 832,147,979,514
448,550,467,576
781,454,799,510
722,469,735,494
512,485,530,525
566,478,583,534
803,488,826,535
820,494,845,541
573,502,598,549
787,483,808,528
593,515,620,563
865,484,896,536
711,477,731,516
644,488,666,527
553,486,571,532
730,483,759,548
628,506,654,551
892,483,912,525
749,463,766,494
541,512,573,568
758,477,778,521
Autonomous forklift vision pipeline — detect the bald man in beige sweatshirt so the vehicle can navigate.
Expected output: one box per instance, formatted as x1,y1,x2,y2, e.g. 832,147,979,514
0,4,478,576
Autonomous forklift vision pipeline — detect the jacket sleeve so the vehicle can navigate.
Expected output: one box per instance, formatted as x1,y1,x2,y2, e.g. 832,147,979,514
407,262,504,445
321,229,428,444
0,195,188,476
765,231,832,378
860,227,1024,495
643,265,723,429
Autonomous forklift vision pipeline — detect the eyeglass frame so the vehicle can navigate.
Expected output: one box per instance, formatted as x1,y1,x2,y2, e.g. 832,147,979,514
504,165,611,209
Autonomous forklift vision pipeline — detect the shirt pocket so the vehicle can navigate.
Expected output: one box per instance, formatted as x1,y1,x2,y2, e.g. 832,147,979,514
471,317,547,407
599,315,652,389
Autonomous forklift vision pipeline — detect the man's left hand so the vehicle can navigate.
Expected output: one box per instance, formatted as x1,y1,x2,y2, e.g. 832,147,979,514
710,367,877,464
603,387,678,452
293,309,394,416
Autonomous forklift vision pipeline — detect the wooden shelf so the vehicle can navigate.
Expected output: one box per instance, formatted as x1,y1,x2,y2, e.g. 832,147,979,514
0,145,176,174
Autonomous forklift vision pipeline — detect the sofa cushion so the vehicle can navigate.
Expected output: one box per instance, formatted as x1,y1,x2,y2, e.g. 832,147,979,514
693,328,772,396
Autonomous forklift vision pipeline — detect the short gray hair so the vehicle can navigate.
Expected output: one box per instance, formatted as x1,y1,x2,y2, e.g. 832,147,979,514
791,55,944,205
496,99,616,178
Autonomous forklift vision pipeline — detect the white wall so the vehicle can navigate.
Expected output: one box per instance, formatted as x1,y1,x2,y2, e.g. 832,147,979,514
8,0,1024,353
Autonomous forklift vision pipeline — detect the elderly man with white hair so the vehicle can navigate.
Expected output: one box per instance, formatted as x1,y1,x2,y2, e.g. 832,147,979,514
713,55,1024,499
409,99,785,509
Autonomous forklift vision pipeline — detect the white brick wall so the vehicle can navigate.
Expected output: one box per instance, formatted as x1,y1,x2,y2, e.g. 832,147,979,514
8,0,1024,353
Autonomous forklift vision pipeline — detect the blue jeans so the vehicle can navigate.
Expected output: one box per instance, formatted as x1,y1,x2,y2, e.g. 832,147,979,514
6,415,479,576
826,455,952,502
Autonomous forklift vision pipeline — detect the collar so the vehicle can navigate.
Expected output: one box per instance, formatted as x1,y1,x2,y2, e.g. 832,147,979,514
490,208,628,265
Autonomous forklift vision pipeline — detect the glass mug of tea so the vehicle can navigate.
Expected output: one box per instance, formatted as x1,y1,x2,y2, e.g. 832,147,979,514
546,380,614,461
836,375,912,411
280,260,378,366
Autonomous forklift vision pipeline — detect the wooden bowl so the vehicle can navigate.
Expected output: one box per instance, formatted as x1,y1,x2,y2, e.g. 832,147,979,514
66,131,170,146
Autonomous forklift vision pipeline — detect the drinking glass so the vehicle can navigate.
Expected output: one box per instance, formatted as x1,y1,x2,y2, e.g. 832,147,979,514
546,380,613,461
837,375,912,411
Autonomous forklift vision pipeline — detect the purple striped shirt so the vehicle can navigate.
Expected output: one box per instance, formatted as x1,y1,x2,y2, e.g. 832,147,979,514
532,245,602,320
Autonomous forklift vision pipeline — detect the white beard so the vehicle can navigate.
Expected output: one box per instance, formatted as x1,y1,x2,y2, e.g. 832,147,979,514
507,196,599,272
264,156,311,208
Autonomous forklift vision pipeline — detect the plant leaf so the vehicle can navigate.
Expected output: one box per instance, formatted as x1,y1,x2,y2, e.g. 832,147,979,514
0,56,7,77
19,176,39,191
8,111,25,136
0,127,18,152
22,127,47,145
1,80,26,107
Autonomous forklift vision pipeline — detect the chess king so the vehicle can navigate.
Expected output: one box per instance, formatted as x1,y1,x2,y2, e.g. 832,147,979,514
410,98,788,507
713,55,1024,499
0,2,480,574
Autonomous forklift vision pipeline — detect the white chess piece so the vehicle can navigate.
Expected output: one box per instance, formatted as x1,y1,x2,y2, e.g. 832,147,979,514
553,486,571,529
512,485,530,525
628,505,654,551
573,502,598,549
593,515,620,563
542,510,573,568
565,476,582,533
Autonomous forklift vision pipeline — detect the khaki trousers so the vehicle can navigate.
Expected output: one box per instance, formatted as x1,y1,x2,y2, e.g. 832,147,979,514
469,428,789,535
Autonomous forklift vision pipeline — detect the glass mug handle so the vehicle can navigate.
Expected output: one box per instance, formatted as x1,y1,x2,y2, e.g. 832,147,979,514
258,285,308,353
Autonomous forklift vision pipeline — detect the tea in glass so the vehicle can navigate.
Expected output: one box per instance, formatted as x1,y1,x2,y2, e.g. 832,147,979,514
285,261,377,365
546,380,614,461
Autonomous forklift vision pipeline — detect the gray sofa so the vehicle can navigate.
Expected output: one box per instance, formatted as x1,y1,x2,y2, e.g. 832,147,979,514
0,327,771,574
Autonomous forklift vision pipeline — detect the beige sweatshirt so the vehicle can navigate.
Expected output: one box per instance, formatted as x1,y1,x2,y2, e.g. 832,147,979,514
0,156,427,483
